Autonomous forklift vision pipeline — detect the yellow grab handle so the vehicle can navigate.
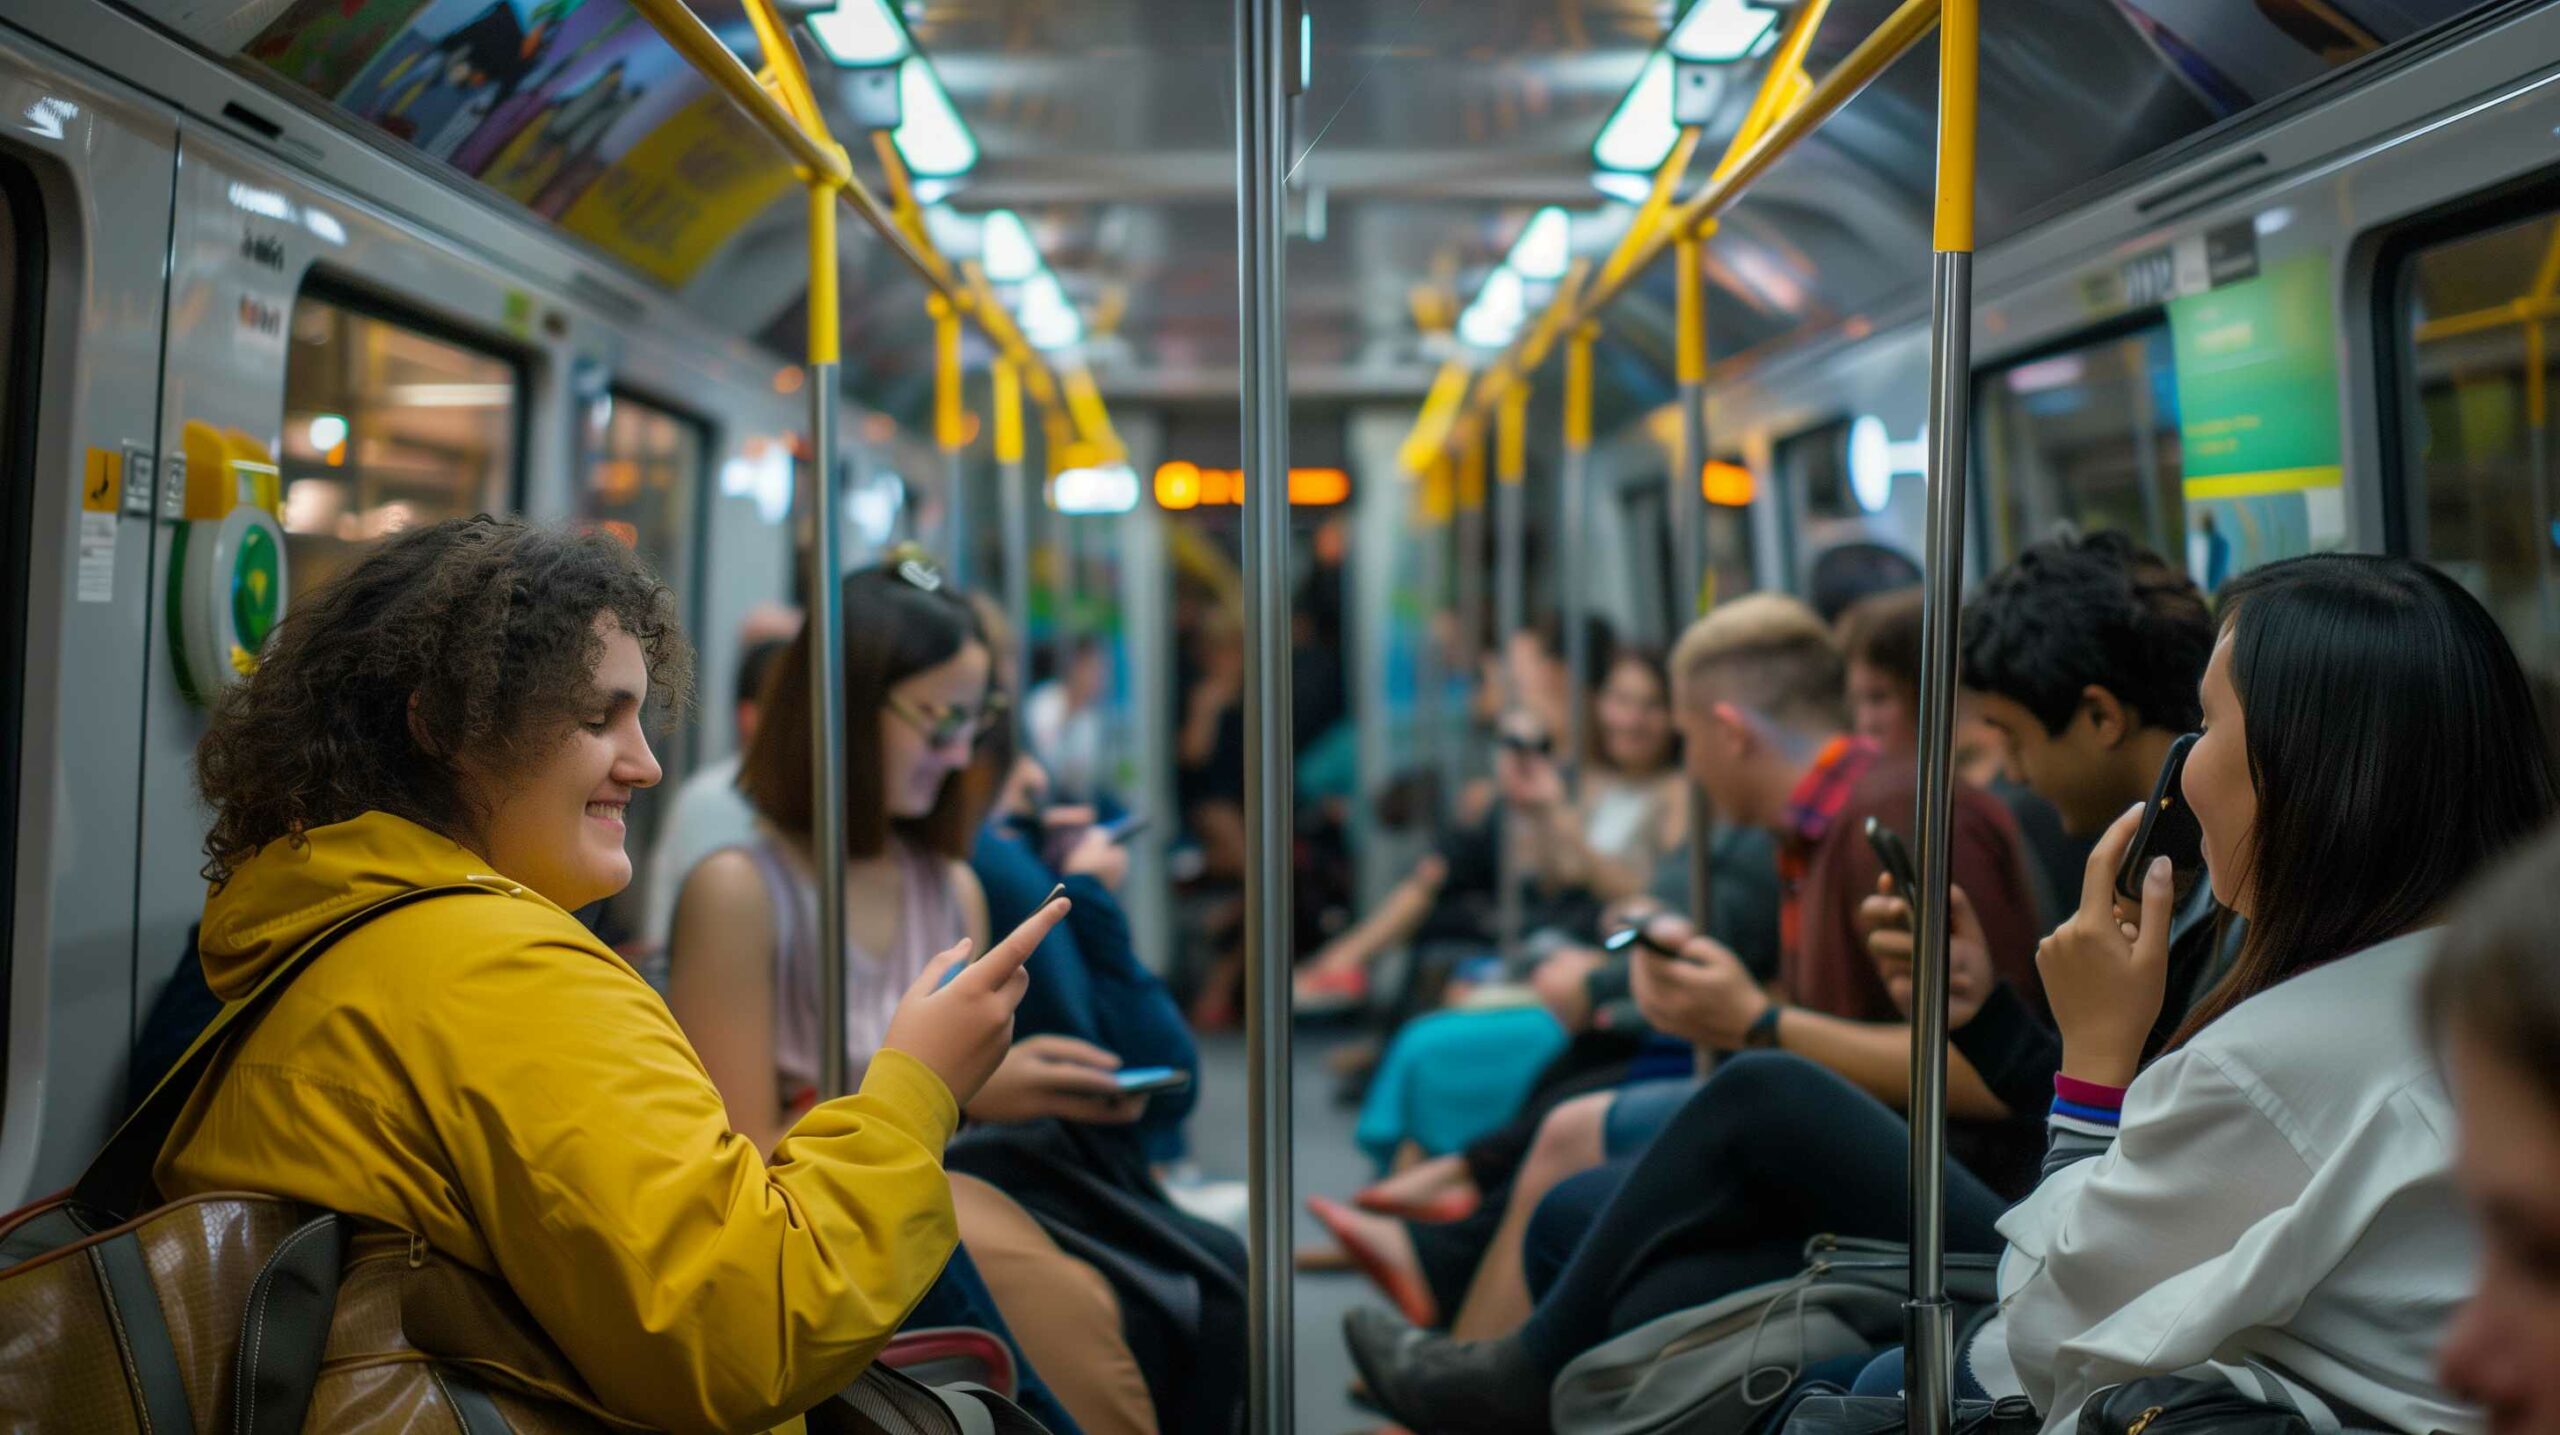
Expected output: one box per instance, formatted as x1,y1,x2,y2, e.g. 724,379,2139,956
1934,0,1977,253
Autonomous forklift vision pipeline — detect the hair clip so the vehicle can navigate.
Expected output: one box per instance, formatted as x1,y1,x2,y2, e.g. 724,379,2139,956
885,542,944,594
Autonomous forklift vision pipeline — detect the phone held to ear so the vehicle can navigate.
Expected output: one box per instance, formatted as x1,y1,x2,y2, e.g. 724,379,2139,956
1864,817,1921,901
1109,1066,1193,1096
2114,731,2204,904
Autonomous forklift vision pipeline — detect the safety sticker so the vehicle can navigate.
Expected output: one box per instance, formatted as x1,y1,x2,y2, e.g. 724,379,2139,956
77,511,116,603
81,445,121,514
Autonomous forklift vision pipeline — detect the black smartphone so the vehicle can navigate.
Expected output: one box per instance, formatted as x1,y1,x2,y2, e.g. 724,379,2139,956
2113,732,2204,904
1864,817,1920,901
1602,922,1705,966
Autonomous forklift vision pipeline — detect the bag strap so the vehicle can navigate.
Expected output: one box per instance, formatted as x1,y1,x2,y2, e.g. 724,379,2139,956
233,1211,347,1435
74,883,495,1217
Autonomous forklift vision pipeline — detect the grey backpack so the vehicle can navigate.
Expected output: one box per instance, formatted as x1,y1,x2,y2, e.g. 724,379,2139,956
1550,1234,2001,1435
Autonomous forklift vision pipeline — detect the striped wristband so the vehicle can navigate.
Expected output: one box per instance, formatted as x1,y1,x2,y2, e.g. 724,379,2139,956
2051,1074,2129,1133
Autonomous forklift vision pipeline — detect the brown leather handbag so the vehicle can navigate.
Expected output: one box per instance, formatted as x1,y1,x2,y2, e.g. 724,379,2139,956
0,885,1047,1435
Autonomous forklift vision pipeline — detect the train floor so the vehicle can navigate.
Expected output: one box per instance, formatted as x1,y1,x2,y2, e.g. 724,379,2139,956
1191,1026,1379,1434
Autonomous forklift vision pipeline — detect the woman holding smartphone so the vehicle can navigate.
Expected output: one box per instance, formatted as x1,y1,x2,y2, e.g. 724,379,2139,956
1355,553,2550,1433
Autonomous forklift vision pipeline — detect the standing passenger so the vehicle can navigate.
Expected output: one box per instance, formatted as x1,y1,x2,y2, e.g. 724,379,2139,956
162,517,1062,1431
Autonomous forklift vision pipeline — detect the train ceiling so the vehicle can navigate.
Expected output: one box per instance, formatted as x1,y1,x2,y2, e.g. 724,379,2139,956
133,0,2497,434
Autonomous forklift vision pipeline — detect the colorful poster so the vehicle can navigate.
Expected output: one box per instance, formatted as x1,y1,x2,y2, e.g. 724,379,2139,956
243,0,441,98
237,0,790,287
2167,253,2349,585
558,89,794,285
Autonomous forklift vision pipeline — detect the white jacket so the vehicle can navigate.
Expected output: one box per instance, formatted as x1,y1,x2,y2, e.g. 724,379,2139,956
1979,927,2478,1433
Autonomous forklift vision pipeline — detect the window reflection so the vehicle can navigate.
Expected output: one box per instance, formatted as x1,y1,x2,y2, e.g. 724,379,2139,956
1974,325,2185,572
578,389,705,602
2401,211,2560,721
280,291,519,595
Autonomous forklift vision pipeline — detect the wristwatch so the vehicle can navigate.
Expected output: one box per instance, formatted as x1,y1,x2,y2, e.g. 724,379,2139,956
1742,1003,1784,1050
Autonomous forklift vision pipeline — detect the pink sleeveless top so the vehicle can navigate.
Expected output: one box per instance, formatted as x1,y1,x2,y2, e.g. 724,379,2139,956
737,835,964,1117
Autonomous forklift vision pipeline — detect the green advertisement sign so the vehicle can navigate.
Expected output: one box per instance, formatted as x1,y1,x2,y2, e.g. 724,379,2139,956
2167,254,2344,497
2166,254,2348,588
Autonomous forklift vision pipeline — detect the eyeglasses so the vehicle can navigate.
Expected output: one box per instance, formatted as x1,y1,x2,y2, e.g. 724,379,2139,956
885,691,1009,748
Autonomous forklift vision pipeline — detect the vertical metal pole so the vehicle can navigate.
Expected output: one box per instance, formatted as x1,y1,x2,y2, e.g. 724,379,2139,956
932,295,970,588
1562,325,1597,800
1907,1,1977,1429
1674,229,1715,937
995,354,1033,704
1494,383,1528,964
1455,435,1488,775
806,181,852,1105
1414,471,1449,798
1235,0,1295,1427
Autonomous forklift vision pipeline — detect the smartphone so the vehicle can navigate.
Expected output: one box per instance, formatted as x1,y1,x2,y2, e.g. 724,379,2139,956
2114,732,2204,904
1602,922,1705,967
1864,817,1920,901
1110,1066,1193,1096
1098,812,1149,844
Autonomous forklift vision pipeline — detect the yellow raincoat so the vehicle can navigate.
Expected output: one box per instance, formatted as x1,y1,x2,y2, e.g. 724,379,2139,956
156,812,960,1433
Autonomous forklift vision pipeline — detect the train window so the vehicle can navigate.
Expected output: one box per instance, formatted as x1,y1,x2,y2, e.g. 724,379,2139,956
1773,418,1926,592
279,286,521,596
577,389,706,614
1973,322,2185,571
2391,206,2560,725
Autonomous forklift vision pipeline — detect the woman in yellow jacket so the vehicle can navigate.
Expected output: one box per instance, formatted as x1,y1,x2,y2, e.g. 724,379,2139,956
156,515,1066,1432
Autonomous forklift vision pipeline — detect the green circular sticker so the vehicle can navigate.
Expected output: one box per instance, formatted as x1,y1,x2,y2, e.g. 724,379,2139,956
230,522,280,652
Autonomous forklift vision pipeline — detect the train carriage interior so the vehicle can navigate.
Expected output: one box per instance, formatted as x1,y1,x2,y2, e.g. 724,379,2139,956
6,0,2560,1431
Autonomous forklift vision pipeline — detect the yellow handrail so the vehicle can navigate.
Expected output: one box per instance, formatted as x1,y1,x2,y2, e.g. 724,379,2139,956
626,0,1118,459
1414,0,1937,458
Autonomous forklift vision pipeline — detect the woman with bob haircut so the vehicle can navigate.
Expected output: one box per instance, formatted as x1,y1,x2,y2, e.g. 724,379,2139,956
160,517,1063,1432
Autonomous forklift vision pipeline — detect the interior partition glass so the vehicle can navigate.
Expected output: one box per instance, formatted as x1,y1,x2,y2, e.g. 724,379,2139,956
1973,322,2185,572
2395,207,2560,745
280,288,520,597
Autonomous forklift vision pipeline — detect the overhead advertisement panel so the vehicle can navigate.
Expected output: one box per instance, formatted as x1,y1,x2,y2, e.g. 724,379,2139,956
2166,253,2347,589
238,0,791,285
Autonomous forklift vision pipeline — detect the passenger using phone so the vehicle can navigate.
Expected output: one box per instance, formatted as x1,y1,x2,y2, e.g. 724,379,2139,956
1861,531,2227,1111
161,520,1066,1432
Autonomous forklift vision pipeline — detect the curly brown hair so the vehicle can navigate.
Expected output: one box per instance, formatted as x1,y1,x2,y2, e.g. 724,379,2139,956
196,515,694,882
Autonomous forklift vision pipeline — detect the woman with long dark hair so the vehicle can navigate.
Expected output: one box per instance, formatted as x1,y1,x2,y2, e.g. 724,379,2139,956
1355,553,2553,1433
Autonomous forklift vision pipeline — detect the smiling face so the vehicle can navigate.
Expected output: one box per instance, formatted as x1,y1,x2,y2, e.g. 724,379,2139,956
880,640,993,818
2440,1030,2560,1435
2182,631,2257,916
1595,658,1674,774
456,614,662,910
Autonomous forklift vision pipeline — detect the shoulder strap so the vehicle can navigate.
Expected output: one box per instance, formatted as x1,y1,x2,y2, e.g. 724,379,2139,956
74,883,495,1218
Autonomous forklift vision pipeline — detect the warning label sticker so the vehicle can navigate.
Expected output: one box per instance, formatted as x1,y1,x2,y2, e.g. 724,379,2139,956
77,511,116,603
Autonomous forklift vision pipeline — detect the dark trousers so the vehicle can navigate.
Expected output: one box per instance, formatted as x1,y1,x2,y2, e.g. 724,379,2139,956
1514,1051,2007,1375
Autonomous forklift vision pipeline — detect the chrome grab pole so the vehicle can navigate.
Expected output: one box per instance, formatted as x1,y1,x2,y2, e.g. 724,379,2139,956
808,197,852,1106
1562,326,1597,803
1908,1,1977,1429
995,355,1033,705
1414,478,1448,799
1674,231,1715,937
1454,438,1488,776
1495,385,1528,965
1235,0,1295,1427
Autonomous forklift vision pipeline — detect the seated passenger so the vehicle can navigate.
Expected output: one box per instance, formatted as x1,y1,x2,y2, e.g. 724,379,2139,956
159,517,1064,1431
667,555,1150,1435
636,610,796,970
1326,595,2045,1348
1353,551,2552,1434
2427,822,2560,1432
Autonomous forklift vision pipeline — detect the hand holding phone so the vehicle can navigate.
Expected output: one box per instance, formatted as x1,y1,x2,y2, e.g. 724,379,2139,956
1603,918,1709,968
1864,817,1920,901
2112,733,2202,904
1109,1066,1193,1096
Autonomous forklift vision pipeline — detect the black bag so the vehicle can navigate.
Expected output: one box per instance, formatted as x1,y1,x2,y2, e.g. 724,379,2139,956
1779,1388,2041,1435
947,1117,1249,1434
2075,1377,2316,1435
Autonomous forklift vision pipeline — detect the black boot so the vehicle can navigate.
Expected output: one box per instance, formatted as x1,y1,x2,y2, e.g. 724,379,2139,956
1342,1306,1553,1435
